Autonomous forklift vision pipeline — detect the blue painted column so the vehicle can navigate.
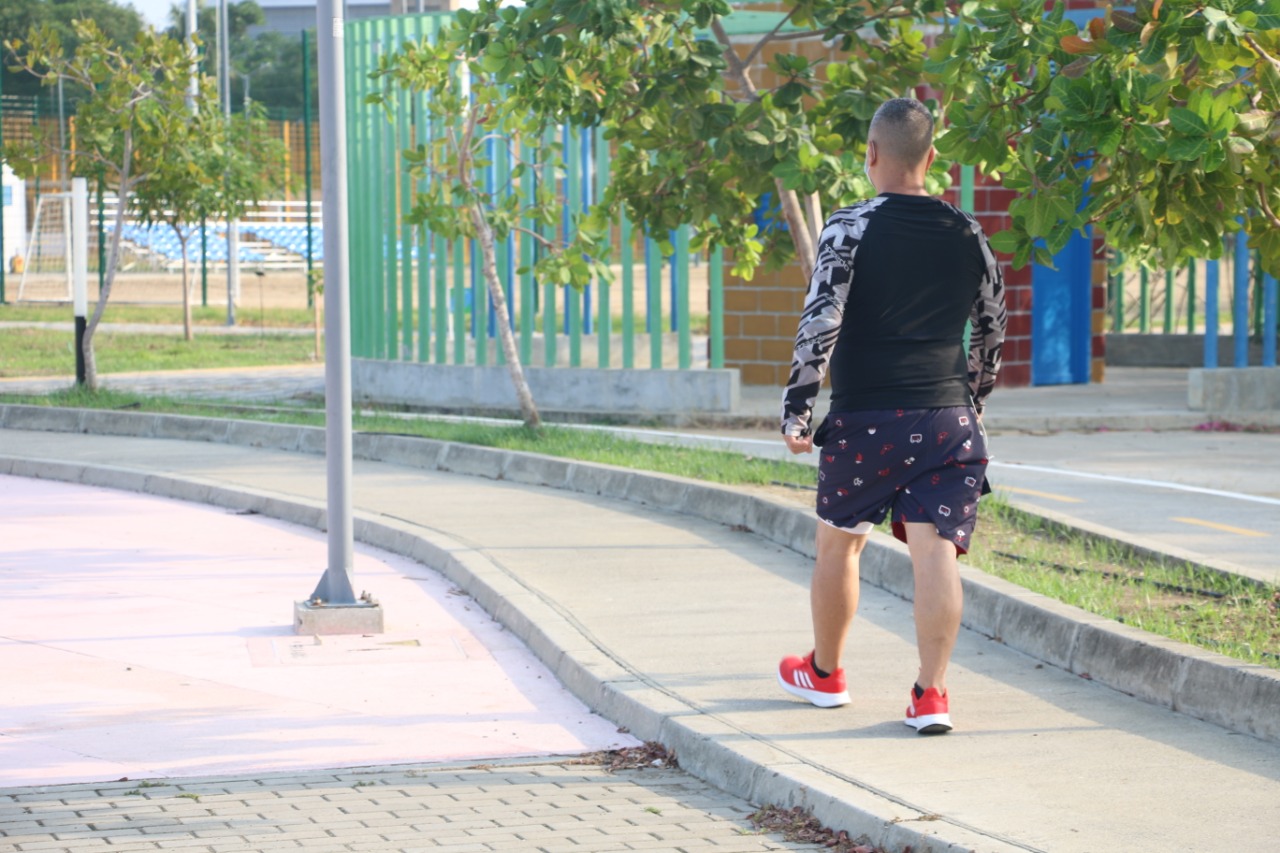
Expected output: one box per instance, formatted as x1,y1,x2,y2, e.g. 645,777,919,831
1233,226,1249,367
1263,273,1277,368
1204,259,1220,369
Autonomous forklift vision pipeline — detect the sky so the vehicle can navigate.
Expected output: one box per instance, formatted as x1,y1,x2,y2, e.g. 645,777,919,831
129,0,176,30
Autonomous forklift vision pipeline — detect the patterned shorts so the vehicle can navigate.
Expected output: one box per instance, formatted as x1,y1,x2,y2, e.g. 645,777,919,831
813,407,989,553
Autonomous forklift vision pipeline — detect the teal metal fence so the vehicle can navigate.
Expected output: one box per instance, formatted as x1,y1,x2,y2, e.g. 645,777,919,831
1108,239,1279,368
343,12,723,372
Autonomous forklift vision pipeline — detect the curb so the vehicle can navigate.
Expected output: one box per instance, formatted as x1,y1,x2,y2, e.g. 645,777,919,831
3,405,1279,849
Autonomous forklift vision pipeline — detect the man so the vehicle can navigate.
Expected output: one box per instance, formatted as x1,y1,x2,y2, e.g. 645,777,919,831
777,97,1007,734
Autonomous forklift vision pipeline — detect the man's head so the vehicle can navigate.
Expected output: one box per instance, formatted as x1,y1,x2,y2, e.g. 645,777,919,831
864,97,936,194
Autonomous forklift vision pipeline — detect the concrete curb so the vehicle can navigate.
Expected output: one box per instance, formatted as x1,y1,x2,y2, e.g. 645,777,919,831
3,405,1279,848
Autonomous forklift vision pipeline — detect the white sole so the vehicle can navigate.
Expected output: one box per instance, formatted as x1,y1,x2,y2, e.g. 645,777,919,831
777,671,850,708
905,712,953,734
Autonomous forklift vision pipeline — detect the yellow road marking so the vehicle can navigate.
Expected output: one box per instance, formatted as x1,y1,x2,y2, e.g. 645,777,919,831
998,486,1084,504
1170,517,1270,538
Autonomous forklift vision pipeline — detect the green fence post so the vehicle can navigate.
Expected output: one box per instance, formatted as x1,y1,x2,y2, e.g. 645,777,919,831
1186,259,1197,333
566,125,582,368
675,224,691,369
344,19,361,354
1139,266,1149,333
709,243,724,369
1163,269,1173,334
395,16,413,361
519,141,534,365
621,213,634,369
596,129,611,369
960,164,975,212
434,232,447,363
647,239,662,368
453,238,465,363
542,127,557,367
413,34,430,363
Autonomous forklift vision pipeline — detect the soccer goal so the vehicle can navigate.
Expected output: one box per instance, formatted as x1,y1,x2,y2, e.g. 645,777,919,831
17,191,75,302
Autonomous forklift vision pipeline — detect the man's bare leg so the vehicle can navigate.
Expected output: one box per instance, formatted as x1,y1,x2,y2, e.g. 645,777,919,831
903,522,962,692
811,522,868,676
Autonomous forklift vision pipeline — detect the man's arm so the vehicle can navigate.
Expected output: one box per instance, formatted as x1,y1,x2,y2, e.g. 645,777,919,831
966,226,1007,413
781,216,860,437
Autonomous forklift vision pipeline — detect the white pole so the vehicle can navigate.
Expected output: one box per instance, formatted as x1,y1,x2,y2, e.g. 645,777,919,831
310,0,356,605
219,0,238,324
71,178,88,385
186,0,198,111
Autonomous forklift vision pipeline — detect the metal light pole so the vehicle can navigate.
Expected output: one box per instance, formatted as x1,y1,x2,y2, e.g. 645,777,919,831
219,0,238,325
294,0,380,635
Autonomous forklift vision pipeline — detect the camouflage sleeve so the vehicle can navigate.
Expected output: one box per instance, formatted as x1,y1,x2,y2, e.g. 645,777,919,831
967,222,1007,413
780,212,864,437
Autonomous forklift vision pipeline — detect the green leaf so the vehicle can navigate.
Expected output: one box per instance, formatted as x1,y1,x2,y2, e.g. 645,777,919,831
987,229,1022,255
1168,107,1208,137
1167,136,1209,160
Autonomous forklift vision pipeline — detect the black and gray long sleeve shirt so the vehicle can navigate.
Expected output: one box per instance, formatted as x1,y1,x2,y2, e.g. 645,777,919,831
781,193,1007,437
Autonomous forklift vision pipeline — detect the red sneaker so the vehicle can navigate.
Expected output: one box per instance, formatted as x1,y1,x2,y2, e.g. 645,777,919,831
777,652,850,708
904,686,952,734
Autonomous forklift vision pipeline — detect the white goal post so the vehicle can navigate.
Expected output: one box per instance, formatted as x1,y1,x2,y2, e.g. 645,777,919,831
17,191,75,302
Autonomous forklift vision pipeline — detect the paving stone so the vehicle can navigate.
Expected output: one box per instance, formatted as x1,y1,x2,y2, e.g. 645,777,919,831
0,761,817,853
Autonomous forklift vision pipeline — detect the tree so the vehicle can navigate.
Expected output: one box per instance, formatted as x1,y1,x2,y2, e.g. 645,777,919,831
374,17,615,430
1,0,142,99
2,21,257,388
455,0,947,282
927,0,1280,277
131,100,285,340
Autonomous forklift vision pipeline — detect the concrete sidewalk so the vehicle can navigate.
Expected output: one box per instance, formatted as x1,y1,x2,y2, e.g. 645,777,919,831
2,414,1278,853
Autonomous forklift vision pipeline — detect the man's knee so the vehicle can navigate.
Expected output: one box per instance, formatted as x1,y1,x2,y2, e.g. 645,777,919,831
817,521,870,557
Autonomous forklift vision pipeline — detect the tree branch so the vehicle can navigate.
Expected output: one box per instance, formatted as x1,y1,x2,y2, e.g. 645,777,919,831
1243,34,1280,74
741,10,800,69
1257,184,1280,230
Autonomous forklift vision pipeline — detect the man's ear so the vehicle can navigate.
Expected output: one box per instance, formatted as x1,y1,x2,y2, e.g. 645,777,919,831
866,140,878,166
925,146,936,170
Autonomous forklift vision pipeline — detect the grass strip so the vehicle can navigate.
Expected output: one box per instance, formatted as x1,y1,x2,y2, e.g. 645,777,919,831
2,389,1277,669
0,328,319,378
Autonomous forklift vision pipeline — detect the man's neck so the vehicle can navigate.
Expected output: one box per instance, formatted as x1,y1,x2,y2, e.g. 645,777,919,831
875,178,931,196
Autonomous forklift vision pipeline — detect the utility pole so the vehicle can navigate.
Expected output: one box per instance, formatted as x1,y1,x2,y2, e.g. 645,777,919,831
219,0,238,325
294,0,381,635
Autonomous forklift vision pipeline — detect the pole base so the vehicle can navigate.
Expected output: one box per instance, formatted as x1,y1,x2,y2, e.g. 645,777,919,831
294,600,384,636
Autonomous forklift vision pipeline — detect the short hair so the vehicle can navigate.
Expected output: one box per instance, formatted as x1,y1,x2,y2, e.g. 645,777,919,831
868,98,935,166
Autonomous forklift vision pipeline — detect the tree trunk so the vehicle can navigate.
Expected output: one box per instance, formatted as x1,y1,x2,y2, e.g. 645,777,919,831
469,204,541,430
83,135,135,391
179,233,193,341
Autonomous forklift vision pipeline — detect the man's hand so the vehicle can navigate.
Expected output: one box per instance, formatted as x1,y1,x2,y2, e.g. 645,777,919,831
784,434,814,455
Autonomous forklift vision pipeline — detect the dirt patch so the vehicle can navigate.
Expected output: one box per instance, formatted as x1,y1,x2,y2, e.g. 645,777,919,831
12,271,311,309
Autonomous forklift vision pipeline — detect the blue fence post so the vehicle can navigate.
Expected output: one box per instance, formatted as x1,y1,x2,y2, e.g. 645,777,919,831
1205,259,1220,369
1233,225,1249,367
1264,273,1277,368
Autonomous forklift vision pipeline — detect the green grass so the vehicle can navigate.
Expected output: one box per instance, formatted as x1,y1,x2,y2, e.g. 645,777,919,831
2,389,1276,670
0,328,320,378
0,303,316,328
968,498,1280,669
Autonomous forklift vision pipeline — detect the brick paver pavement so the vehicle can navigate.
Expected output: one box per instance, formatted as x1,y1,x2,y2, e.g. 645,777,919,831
1,758,828,853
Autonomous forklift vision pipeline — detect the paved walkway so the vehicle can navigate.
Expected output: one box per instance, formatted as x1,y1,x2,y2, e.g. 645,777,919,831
2,420,1278,853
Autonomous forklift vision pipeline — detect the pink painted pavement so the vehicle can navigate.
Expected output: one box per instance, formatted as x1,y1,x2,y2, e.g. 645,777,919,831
0,475,638,787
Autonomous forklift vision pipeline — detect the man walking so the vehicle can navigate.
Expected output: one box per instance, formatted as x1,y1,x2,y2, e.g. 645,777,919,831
777,97,1007,734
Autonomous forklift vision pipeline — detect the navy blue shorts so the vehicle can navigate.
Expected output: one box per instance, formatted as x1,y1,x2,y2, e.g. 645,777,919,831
813,407,989,553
